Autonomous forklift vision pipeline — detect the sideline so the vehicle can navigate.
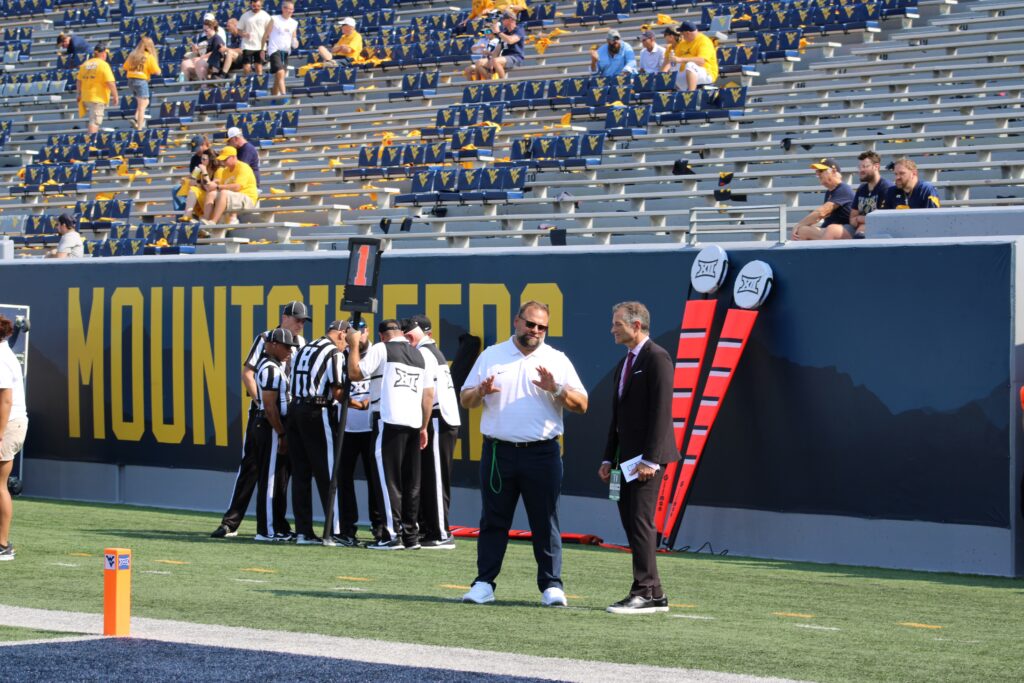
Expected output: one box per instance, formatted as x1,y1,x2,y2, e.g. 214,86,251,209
0,604,806,683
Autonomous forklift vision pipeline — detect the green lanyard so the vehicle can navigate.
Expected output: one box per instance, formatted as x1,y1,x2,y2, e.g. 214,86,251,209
489,440,503,494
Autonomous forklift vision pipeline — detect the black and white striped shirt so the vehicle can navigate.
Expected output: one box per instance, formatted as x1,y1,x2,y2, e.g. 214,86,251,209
291,336,346,400
255,355,290,417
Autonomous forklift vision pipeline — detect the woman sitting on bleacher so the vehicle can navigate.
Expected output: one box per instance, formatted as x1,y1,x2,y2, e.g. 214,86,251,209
123,37,161,130
181,16,227,81
180,148,219,222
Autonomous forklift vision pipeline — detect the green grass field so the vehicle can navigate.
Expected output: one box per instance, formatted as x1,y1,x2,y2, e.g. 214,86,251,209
3,498,1023,682
0,625,79,642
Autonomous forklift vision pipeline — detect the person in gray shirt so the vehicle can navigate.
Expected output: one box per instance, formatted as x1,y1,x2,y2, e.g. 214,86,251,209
46,214,84,259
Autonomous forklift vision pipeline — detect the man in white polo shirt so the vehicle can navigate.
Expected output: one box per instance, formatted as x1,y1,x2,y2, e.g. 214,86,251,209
0,315,27,561
459,300,588,607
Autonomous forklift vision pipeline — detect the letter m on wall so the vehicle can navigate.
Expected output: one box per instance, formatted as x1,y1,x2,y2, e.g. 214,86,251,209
68,287,105,438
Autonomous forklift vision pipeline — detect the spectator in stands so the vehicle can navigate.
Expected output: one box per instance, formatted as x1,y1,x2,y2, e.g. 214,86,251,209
317,17,362,67
466,28,500,78
123,37,161,131
182,17,226,81
263,0,299,96
885,158,941,209
636,29,665,74
189,134,211,172
664,21,717,91
76,44,118,135
203,20,229,78
221,18,245,74
467,10,525,81
227,126,261,187
57,33,91,57
791,157,856,240
182,149,217,221
590,29,635,78
203,147,258,225
238,0,272,75
45,214,83,259
847,150,892,238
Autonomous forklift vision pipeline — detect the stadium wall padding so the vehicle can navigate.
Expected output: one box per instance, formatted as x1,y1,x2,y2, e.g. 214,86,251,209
5,241,1021,572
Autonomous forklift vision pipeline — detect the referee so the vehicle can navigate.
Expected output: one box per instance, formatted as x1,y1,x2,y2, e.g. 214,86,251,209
212,300,309,539
346,319,433,550
402,315,461,550
288,319,349,545
460,301,588,607
251,328,298,541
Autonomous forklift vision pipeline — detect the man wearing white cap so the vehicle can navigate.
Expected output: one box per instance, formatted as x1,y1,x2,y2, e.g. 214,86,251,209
317,17,362,67
227,126,260,187
238,0,272,75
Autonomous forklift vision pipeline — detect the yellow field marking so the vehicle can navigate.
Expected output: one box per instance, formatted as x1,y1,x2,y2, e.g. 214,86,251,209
240,567,277,574
69,552,93,557
439,584,472,590
898,622,943,630
669,603,697,609
155,559,189,565
773,612,815,619
336,576,371,582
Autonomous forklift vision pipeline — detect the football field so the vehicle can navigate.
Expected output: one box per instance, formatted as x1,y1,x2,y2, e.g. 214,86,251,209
2,499,1022,682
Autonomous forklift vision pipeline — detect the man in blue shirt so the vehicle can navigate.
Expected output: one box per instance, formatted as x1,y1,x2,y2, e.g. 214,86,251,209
848,150,892,238
227,126,261,187
791,157,856,240
885,158,941,209
590,29,636,78
469,11,526,80
57,33,91,57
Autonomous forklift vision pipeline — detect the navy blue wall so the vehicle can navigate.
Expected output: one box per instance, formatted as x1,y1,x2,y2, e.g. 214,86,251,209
6,242,1013,528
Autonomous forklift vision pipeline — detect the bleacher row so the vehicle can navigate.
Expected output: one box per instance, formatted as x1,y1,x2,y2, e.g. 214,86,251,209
0,0,1020,255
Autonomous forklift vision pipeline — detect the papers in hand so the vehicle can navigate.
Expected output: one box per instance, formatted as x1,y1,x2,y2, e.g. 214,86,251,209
619,455,644,483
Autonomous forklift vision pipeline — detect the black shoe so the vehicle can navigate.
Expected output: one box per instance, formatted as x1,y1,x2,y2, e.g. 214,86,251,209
366,538,405,550
421,538,456,550
606,595,670,615
329,535,360,548
211,524,237,539
273,532,296,542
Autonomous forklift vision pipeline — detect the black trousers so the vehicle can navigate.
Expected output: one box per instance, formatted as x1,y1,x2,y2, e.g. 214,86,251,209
373,417,422,545
419,415,458,542
287,402,340,538
221,411,290,532
618,467,665,598
252,417,291,538
337,429,381,539
475,438,563,592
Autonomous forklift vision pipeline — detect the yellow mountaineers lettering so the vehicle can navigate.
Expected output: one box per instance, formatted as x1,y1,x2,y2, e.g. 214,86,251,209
66,283,564,461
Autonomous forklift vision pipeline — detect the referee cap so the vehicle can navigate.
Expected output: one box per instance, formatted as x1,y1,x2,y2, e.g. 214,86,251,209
327,320,351,332
400,314,432,333
268,328,299,347
282,300,311,321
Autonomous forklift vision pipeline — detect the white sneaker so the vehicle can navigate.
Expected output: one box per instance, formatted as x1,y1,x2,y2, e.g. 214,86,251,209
462,581,495,604
541,586,568,607
253,534,275,542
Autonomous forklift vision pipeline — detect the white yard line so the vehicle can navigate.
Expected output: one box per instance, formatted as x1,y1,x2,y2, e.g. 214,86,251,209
0,604,809,683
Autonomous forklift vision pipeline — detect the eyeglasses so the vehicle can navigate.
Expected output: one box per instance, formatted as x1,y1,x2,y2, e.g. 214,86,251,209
519,317,548,332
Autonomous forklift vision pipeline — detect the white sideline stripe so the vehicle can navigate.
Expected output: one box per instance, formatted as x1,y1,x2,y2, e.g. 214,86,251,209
232,578,268,584
794,624,840,632
49,562,79,568
0,635,104,648
670,615,716,621
0,605,807,683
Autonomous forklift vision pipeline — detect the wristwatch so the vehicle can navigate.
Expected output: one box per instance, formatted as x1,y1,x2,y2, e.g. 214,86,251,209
552,383,565,399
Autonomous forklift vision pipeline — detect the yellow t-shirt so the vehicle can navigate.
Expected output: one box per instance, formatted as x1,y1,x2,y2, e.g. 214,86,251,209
125,53,161,81
77,58,116,104
492,0,529,11
215,161,258,203
331,30,364,62
674,33,718,82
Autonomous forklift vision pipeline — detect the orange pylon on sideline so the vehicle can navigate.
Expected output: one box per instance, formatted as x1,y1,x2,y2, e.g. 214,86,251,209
103,547,132,636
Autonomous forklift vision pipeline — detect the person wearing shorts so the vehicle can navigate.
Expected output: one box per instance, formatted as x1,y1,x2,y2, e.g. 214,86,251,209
123,36,160,130
203,146,258,224
0,315,27,561
469,10,525,80
262,0,298,95
238,0,271,74
76,44,118,134
665,21,717,91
